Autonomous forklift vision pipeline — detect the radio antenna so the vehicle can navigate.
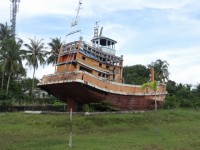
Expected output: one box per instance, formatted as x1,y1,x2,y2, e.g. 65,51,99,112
10,0,20,37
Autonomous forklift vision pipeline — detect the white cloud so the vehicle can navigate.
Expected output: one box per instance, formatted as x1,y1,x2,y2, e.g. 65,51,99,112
18,0,76,19
85,0,191,14
1,0,199,21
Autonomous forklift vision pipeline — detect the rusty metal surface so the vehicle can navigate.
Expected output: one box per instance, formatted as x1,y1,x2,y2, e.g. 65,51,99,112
39,71,167,96
38,71,165,110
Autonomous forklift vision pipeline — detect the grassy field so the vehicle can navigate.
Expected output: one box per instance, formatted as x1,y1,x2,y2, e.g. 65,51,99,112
0,109,200,150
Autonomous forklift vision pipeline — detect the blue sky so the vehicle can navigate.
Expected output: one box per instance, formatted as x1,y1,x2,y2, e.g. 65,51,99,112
1,0,200,85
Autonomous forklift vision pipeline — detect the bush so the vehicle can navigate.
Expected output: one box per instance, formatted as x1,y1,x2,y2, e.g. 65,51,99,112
83,104,93,112
163,95,180,109
82,102,115,112
0,100,12,106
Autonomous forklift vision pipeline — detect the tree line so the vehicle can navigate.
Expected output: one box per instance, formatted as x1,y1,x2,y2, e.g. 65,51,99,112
123,60,200,109
0,23,62,104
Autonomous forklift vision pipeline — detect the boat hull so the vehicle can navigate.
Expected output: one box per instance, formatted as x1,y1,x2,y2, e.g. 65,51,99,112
38,71,166,111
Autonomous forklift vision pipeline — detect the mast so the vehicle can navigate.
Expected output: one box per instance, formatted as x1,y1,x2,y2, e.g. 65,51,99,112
71,0,83,27
10,0,20,37
67,0,82,37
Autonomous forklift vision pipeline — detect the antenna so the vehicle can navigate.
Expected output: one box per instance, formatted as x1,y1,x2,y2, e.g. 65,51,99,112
71,0,83,27
94,21,99,37
99,27,103,36
10,0,20,37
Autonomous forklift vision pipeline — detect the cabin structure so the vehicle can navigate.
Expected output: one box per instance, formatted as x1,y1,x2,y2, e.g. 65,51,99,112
56,34,123,84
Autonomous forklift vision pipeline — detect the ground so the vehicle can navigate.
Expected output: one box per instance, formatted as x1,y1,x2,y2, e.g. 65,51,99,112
0,109,200,150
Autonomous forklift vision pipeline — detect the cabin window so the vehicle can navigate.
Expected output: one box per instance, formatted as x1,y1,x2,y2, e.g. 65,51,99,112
108,41,111,46
80,66,92,73
106,65,109,69
74,54,77,60
99,63,102,67
82,56,86,60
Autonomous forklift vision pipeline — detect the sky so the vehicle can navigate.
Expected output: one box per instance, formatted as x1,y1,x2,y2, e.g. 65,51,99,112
0,0,200,85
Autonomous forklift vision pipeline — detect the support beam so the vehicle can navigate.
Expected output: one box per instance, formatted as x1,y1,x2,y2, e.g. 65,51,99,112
67,97,76,112
150,66,155,82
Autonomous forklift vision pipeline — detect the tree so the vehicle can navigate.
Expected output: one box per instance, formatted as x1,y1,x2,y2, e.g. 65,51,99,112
193,83,200,97
0,23,14,41
47,38,62,67
23,38,47,97
149,59,169,83
21,78,39,94
142,81,159,132
0,39,25,94
142,81,158,111
166,80,177,96
123,65,149,84
0,23,14,90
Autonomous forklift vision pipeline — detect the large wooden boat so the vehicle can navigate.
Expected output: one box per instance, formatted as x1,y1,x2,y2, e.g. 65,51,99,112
38,1,167,111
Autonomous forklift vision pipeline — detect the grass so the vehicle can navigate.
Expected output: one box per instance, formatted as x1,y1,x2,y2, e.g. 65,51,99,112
0,109,200,150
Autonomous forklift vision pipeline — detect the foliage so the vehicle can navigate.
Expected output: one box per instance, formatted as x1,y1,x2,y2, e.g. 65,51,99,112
23,38,47,97
0,23,14,91
153,59,169,83
142,81,158,112
83,102,115,112
0,35,25,94
163,95,180,109
142,81,157,92
122,61,200,109
47,37,62,65
0,23,14,41
165,81,200,109
83,103,93,112
122,64,149,84
20,78,39,93
0,23,61,105
123,59,169,85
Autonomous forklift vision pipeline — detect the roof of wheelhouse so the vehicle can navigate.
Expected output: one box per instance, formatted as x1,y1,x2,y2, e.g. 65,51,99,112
91,36,117,46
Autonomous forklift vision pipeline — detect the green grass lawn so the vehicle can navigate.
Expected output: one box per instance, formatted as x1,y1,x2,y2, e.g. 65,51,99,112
0,109,200,150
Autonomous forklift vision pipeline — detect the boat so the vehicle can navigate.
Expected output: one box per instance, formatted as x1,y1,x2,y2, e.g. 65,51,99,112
38,1,167,112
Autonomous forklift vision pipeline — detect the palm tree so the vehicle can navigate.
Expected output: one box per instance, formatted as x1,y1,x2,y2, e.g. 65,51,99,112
23,38,47,97
142,81,159,132
47,38,62,71
154,59,169,83
0,23,14,89
142,81,158,111
0,39,24,94
0,56,5,90
0,23,14,41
